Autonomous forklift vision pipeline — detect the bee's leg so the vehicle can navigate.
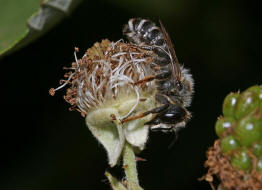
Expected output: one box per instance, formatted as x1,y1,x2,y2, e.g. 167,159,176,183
121,104,169,124
143,103,169,115
120,112,147,123
139,45,154,51
134,71,171,86
134,75,155,85
139,45,170,61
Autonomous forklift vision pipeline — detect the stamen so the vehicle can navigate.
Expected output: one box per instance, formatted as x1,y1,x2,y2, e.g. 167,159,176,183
111,52,127,58
50,40,155,116
53,73,75,92
74,51,80,71
121,86,140,120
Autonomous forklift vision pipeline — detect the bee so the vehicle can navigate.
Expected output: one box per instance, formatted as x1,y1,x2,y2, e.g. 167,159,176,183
122,18,194,132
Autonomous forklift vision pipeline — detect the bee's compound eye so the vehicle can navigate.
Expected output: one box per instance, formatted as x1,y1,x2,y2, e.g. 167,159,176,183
162,113,179,123
160,105,187,124
163,113,175,118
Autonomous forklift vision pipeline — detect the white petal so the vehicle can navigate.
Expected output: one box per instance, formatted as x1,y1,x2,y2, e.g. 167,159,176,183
85,108,125,167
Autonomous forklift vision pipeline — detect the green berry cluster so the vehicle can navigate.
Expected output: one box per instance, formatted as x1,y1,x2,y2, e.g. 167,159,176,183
215,85,262,171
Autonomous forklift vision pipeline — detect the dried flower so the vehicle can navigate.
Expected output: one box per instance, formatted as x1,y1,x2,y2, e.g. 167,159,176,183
50,39,158,166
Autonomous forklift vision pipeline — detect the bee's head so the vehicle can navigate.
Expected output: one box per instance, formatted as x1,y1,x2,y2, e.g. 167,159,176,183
146,104,190,126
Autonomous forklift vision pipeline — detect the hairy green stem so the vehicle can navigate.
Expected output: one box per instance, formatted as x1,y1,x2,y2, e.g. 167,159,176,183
122,142,139,185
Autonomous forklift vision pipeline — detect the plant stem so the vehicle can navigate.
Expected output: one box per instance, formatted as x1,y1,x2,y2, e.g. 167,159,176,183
122,142,139,185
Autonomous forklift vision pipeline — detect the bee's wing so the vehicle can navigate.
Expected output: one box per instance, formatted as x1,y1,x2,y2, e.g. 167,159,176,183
159,20,181,81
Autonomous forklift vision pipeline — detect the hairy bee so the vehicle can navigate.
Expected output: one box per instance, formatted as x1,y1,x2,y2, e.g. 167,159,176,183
122,18,194,132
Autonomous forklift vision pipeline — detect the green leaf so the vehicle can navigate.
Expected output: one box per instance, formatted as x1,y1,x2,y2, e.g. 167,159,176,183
0,0,83,58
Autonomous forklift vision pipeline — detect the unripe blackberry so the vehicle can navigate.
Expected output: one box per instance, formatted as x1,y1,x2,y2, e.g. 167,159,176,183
220,135,239,154
215,117,235,138
257,159,262,171
253,141,262,157
234,116,262,147
230,149,252,171
234,90,260,119
204,85,262,190
223,92,239,118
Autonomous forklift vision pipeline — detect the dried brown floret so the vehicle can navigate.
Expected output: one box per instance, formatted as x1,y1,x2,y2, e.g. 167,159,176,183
49,39,156,116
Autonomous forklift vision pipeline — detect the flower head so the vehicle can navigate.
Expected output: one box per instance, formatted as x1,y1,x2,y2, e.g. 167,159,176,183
50,39,158,166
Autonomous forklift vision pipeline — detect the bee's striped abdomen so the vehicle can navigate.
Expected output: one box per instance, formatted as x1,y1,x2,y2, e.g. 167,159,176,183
123,18,170,63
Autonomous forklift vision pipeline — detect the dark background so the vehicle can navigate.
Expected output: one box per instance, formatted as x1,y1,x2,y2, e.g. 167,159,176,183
1,0,261,190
